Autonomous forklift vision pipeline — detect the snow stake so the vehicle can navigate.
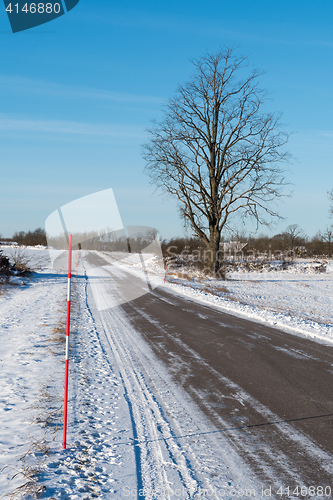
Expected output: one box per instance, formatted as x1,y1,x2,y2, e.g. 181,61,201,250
164,256,169,283
63,233,72,450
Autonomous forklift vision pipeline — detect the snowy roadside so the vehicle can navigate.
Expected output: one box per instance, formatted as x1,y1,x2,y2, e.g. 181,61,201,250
103,253,333,345
163,271,333,344
0,248,135,499
0,261,67,498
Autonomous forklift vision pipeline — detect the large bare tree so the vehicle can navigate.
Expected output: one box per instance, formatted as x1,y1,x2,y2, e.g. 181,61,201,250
143,48,290,276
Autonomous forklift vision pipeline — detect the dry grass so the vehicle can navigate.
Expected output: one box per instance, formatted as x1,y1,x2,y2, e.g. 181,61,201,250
51,326,66,344
175,271,192,280
33,408,62,430
1,465,46,500
42,322,66,346
166,271,192,281
8,249,32,275
27,384,62,431
201,284,247,304
226,295,242,303
203,285,229,295
19,435,50,461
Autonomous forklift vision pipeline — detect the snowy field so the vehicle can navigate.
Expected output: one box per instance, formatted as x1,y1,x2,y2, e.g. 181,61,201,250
144,257,333,345
0,246,332,498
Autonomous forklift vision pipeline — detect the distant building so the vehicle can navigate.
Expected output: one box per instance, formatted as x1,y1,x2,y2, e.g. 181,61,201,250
222,241,248,253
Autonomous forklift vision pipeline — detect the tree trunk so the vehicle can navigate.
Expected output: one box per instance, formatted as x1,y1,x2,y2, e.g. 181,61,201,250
207,229,226,280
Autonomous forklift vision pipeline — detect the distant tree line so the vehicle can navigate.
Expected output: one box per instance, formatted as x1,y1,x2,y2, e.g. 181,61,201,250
7,227,158,251
246,226,333,258
47,228,159,252
4,224,333,259
12,228,47,246
161,224,333,260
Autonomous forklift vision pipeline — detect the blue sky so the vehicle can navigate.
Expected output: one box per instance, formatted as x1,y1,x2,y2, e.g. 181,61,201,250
0,0,333,239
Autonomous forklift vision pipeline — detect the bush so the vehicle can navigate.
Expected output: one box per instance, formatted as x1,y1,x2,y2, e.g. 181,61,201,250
8,248,32,274
12,228,47,246
0,250,10,288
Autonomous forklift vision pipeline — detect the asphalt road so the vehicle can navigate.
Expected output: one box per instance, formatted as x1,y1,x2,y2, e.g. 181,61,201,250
85,251,333,488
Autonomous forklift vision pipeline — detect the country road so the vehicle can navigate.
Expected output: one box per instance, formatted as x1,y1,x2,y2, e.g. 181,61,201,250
82,250,333,491
122,287,333,486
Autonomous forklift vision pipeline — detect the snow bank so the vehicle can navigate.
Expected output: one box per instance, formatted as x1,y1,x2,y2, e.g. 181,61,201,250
142,256,333,345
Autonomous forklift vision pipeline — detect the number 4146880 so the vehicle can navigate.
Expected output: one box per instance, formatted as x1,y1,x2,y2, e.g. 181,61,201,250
6,3,61,14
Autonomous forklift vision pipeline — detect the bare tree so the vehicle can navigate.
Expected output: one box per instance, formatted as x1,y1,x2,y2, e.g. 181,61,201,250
321,226,333,258
283,224,304,248
143,49,290,277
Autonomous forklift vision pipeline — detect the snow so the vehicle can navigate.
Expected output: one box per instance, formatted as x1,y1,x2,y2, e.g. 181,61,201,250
1,247,333,498
0,255,67,497
0,248,258,498
143,256,333,345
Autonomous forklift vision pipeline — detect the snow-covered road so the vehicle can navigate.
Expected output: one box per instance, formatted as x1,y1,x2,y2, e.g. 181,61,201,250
72,252,260,498
1,247,333,499
0,249,259,499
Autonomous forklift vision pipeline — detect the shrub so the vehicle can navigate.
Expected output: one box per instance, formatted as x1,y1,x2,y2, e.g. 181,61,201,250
8,248,32,275
0,250,10,288
12,228,47,246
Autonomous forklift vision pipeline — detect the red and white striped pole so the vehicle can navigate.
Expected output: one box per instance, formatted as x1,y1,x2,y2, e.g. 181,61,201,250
63,234,72,450
164,256,169,284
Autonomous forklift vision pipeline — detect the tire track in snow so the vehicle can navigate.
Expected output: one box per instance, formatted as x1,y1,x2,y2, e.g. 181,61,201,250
82,252,260,498
94,296,200,497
